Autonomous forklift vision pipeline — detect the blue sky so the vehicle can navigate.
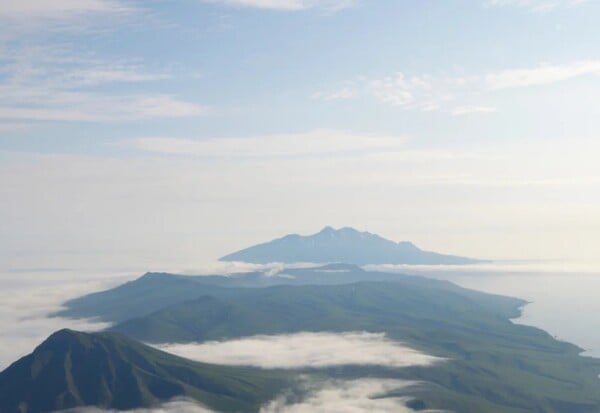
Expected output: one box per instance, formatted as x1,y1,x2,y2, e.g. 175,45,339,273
1,0,599,271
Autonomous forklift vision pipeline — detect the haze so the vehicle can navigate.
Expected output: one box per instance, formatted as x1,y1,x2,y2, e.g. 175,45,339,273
1,0,600,274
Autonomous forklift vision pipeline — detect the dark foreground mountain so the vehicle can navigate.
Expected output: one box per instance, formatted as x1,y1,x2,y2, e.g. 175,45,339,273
220,226,483,265
0,329,290,413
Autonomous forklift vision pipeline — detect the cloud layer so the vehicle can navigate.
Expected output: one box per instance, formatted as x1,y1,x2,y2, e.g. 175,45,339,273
0,44,203,123
315,60,600,114
486,0,590,12
201,0,355,11
129,129,406,159
261,378,437,413
57,398,215,413
0,270,131,370
57,380,438,413
0,0,131,19
155,332,441,369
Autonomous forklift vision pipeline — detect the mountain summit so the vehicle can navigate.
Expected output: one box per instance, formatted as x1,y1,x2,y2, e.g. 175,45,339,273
0,329,289,413
220,226,482,265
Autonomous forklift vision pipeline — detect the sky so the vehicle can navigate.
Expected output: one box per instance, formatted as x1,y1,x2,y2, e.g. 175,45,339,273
1,0,599,273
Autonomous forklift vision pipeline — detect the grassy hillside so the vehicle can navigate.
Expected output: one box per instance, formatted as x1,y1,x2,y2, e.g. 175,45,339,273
56,265,507,323
110,281,600,413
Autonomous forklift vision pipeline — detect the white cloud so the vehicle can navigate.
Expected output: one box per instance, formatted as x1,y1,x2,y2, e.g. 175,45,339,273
155,332,441,369
0,96,205,122
312,87,356,101
55,381,440,413
0,122,31,132
328,59,600,112
261,378,439,413
63,68,170,86
318,72,461,112
201,0,355,11
485,0,589,12
0,0,132,19
366,260,600,275
128,129,406,158
0,0,136,33
0,48,204,122
0,269,131,370
56,398,216,413
451,106,497,116
0,97,204,122
367,73,455,111
485,60,600,89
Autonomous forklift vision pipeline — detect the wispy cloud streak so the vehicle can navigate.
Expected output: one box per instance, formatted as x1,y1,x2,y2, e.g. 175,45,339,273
0,48,204,122
317,60,600,113
485,0,590,12
0,0,133,19
56,398,215,413
485,60,600,89
129,130,406,159
201,0,355,11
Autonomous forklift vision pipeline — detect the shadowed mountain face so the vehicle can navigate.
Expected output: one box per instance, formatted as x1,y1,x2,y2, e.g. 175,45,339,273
110,280,526,345
55,264,411,323
220,226,483,265
0,329,290,413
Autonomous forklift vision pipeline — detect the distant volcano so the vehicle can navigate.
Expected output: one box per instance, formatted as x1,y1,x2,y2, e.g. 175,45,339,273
220,226,484,265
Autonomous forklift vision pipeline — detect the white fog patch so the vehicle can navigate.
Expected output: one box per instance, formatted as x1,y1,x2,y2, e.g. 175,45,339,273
174,261,317,277
0,270,132,370
260,378,441,413
365,260,600,275
55,398,215,413
155,332,441,369
316,269,351,273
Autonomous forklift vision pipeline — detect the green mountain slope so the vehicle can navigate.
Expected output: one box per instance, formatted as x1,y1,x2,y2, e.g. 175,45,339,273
0,329,291,413
110,281,600,413
56,266,600,412
55,264,431,323
111,281,526,345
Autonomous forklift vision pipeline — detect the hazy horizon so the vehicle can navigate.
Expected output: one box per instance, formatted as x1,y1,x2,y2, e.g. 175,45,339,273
1,1,600,273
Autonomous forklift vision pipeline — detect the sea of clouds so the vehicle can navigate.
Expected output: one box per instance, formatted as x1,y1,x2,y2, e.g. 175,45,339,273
0,269,131,369
58,379,442,413
155,331,441,369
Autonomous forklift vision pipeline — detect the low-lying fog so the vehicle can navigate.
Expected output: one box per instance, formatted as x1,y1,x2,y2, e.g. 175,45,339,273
155,332,441,369
57,379,440,413
0,270,131,369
